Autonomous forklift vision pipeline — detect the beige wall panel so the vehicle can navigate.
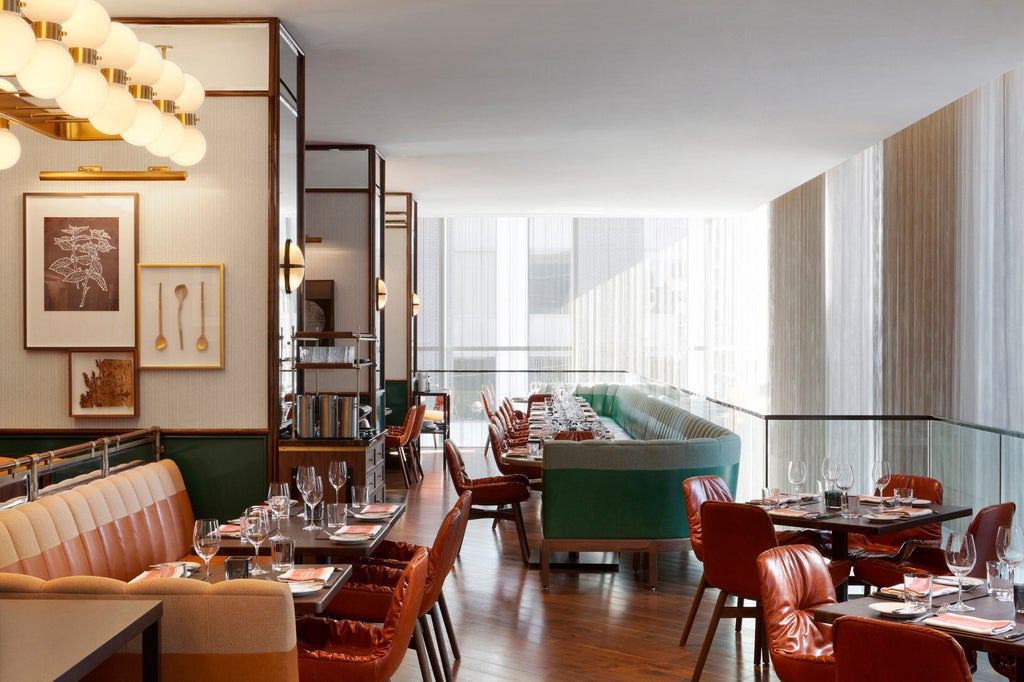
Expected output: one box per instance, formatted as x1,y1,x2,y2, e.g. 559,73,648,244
384,227,409,379
0,97,269,429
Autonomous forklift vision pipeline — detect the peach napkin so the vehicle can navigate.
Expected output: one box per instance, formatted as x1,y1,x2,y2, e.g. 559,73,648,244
362,504,399,515
278,567,334,582
130,564,187,582
218,524,241,536
926,612,1015,635
768,508,813,518
879,583,958,599
875,507,933,518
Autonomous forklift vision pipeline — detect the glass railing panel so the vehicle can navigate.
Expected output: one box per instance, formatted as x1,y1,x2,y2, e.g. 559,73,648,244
1002,432,1024,518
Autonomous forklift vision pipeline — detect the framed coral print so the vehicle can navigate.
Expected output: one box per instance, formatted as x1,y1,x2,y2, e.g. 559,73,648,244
68,349,138,418
137,263,224,369
24,193,139,349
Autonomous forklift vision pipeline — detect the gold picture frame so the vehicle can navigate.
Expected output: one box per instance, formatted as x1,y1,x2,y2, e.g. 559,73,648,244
24,193,139,349
137,263,224,369
68,348,138,418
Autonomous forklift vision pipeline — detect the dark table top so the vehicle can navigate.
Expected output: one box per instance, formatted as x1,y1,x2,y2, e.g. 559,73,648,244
816,591,1024,661
763,500,973,535
192,562,352,615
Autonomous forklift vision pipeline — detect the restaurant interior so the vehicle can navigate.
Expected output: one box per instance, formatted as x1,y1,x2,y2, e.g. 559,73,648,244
3,2,1024,681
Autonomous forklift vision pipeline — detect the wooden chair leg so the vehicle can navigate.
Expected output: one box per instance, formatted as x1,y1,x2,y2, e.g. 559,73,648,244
647,548,657,587
735,597,744,632
419,614,444,682
679,573,708,646
753,610,763,666
691,589,729,681
541,541,550,588
437,591,461,660
398,446,412,487
430,603,454,682
411,620,432,682
512,501,530,566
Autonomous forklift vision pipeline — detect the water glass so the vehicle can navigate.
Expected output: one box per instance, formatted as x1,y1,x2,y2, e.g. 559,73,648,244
272,538,295,572
326,503,347,529
988,560,1013,601
1014,583,1024,614
350,484,370,511
894,487,915,508
903,573,932,609
761,487,780,510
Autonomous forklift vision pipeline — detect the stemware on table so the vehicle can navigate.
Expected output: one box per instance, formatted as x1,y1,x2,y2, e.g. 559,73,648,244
192,518,221,582
787,460,808,497
870,460,891,501
298,473,324,531
836,464,856,518
944,532,977,612
328,460,348,504
267,482,291,541
241,506,271,575
996,525,1024,586
820,455,839,493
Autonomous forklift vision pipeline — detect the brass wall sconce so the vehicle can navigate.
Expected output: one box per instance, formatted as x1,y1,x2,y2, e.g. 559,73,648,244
280,238,305,293
39,165,186,181
376,278,388,310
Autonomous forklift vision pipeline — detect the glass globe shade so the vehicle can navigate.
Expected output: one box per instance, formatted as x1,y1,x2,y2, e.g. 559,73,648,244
88,82,136,134
0,78,16,92
145,112,184,156
21,0,77,24
54,61,106,117
126,42,163,85
96,21,138,70
152,59,184,101
170,126,206,166
17,39,75,99
175,73,205,113
120,98,162,146
0,11,36,75
61,0,109,48
0,127,20,170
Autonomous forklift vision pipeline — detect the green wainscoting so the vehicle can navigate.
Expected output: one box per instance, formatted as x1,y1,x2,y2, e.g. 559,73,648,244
0,432,268,521
385,380,409,427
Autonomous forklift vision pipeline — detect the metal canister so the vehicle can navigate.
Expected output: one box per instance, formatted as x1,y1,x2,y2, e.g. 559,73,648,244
294,394,317,438
339,396,359,438
318,394,339,438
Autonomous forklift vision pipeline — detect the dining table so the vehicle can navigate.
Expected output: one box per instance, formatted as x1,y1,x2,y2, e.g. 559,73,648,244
192,562,352,615
218,500,407,562
762,498,973,600
816,591,1024,681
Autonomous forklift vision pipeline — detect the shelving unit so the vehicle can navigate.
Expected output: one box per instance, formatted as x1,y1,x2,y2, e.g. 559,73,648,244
278,330,387,502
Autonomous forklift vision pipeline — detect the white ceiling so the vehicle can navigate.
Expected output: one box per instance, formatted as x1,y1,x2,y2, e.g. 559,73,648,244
109,0,1024,216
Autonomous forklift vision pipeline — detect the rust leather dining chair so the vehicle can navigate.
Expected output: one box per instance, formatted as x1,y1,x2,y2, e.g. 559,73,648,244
844,473,944,559
487,422,542,489
295,546,429,682
756,544,839,682
833,616,972,682
444,440,532,565
691,501,851,681
322,491,473,682
679,475,837,648
853,502,1015,588
385,404,425,487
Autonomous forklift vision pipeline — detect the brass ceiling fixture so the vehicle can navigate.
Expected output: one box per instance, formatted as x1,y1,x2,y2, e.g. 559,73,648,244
0,0,207,171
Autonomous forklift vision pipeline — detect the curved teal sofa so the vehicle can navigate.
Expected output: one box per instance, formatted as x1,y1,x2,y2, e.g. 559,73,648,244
540,384,741,588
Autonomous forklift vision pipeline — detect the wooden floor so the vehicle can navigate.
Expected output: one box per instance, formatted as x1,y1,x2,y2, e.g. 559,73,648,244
375,444,1005,681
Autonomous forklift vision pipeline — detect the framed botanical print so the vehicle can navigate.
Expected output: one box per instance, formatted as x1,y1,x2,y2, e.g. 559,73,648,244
24,193,139,349
137,263,224,369
68,348,138,418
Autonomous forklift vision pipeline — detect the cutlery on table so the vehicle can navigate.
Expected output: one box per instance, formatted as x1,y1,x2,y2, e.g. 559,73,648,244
1004,630,1024,641
155,282,167,350
196,280,208,351
174,283,188,350
909,602,946,622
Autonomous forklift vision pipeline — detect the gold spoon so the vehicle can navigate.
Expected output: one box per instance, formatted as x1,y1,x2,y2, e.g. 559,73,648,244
174,283,188,350
196,281,208,351
155,282,167,350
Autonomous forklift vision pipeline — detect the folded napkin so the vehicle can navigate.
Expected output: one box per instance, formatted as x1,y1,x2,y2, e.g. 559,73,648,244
874,507,934,519
334,524,381,536
751,496,800,506
860,495,885,504
879,583,958,599
278,567,334,582
361,504,399,515
218,523,241,536
768,508,813,518
130,564,187,582
926,612,1015,635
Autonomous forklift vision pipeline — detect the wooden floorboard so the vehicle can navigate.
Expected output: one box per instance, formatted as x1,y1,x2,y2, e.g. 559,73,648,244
372,445,1003,681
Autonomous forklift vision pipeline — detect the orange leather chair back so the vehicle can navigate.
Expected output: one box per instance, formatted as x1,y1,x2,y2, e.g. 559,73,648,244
444,441,472,495
488,421,509,455
480,390,496,419
701,501,778,600
682,475,733,563
296,546,429,682
421,491,472,612
408,403,427,441
833,616,972,682
967,502,1016,579
757,545,837,682
552,431,595,441
852,474,944,552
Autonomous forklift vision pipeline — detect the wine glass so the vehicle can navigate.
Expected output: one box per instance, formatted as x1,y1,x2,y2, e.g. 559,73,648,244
944,532,977,612
295,465,315,520
299,474,324,531
870,460,891,503
820,455,839,490
997,525,1024,586
241,506,271,575
836,465,856,518
787,460,807,497
328,461,348,504
267,482,291,541
192,518,220,582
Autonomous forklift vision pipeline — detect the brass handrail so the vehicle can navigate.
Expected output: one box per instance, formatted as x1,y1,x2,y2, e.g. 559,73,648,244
0,427,162,504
